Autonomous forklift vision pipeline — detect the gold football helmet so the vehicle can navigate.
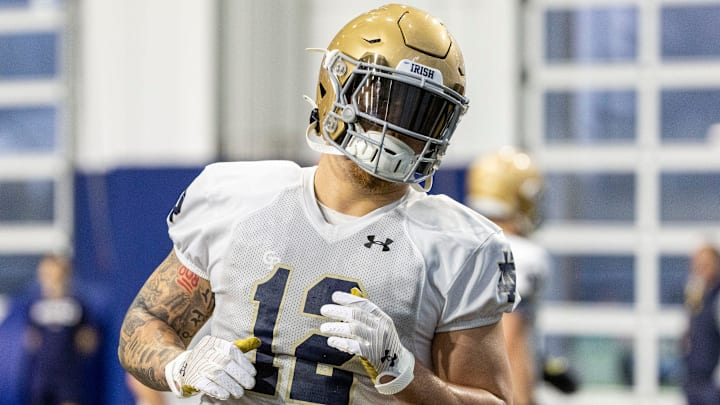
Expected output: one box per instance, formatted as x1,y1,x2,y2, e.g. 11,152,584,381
308,4,469,190
467,147,544,233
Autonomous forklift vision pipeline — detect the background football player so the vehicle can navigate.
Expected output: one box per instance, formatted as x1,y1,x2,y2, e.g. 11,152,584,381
467,147,578,405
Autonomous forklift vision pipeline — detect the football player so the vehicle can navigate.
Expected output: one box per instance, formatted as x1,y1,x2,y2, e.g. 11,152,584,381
467,147,548,405
119,4,517,404
467,147,579,405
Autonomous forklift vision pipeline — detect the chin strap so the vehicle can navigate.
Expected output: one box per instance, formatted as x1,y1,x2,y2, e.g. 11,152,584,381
303,94,318,110
306,122,344,155
411,177,432,192
304,95,343,156
306,48,340,70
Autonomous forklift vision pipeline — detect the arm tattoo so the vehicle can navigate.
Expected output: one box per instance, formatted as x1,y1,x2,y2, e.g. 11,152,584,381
118,251,214,390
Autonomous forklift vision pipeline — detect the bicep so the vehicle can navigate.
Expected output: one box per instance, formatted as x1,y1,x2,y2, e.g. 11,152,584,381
431,320,513,398
502,311,529,348
129,249,214,345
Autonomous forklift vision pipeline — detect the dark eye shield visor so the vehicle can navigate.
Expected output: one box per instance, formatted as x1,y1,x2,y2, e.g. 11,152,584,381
342,62,467,143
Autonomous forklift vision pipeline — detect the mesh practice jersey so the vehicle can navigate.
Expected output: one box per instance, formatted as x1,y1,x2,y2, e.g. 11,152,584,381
168,161,517,405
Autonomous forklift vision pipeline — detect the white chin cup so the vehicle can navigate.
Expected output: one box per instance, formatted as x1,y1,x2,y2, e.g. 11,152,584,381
345,130,416,180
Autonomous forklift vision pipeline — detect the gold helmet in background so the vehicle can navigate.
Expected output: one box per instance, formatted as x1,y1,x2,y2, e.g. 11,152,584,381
467,147,544,234
309,4,469,190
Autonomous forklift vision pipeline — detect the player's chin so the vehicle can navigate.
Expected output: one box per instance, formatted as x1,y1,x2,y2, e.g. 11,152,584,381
356,170,399,191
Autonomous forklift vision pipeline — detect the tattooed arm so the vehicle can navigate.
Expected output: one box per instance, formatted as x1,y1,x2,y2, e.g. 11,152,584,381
118,250,214,390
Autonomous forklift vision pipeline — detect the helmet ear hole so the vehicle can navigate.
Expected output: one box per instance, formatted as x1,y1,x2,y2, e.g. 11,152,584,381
319,83,327,99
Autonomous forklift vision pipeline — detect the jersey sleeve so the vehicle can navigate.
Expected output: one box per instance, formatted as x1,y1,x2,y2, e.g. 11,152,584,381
166,161,302,279
508,235,551,304
166,165,221,279
436,232,518,332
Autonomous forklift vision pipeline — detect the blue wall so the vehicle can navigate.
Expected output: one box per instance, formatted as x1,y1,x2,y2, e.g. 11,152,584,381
73,166,202,405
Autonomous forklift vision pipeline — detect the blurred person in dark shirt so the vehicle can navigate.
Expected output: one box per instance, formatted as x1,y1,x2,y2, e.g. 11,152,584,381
683,243,720,405
20,254,100,405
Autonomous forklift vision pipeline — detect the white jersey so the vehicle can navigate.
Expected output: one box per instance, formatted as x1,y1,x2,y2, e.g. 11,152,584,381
168,161,517,405
505,234,550,323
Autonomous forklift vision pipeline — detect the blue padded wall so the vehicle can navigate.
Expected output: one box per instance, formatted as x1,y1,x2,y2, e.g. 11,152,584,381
73,166,202,405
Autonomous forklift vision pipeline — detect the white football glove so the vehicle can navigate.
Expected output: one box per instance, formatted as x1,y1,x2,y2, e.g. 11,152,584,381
320,290,415,395
164,335,260,400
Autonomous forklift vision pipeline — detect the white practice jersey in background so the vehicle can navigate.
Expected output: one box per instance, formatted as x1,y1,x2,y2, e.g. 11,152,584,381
504,234,550,323
168,161,517,405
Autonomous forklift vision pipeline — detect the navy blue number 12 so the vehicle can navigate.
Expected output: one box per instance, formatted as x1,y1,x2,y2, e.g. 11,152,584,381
250,266,359,404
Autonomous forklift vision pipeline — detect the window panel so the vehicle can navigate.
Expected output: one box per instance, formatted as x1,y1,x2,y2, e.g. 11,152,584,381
528,0,719,401
661,88,720,142
545,90,636,144
544,334,634,386
545,6,638,63
0,0,63,7
545,255,635,303
0,106,57,152
661,172,720,222
0,0,28,7
0,32,58,79
0,254,40,294
658,338,683,387
659,255,689,306
0,180,54,222
543,173,635,222
662,5,720,60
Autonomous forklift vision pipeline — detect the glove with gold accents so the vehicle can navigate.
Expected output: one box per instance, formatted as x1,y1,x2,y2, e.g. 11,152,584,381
320,290,414,395
164,335,260,400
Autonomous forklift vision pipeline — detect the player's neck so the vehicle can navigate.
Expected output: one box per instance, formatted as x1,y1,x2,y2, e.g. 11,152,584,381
314,154,409,217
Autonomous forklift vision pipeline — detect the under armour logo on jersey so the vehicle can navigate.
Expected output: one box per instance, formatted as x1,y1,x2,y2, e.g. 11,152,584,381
497,250,517,303
364,235,393,251
381,350,397,367
168,190,186,223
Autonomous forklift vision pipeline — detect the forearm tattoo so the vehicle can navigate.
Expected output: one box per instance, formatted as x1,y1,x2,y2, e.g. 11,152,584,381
118,251,214,390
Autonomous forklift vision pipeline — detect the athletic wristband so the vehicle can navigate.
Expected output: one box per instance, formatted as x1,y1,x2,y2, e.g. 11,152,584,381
374,355,415,395
164,350,191,397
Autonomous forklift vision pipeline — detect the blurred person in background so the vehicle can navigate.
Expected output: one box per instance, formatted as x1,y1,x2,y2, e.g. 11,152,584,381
118,4,518,404
19,254,101,405
467,147,578,405
682,243,720,405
